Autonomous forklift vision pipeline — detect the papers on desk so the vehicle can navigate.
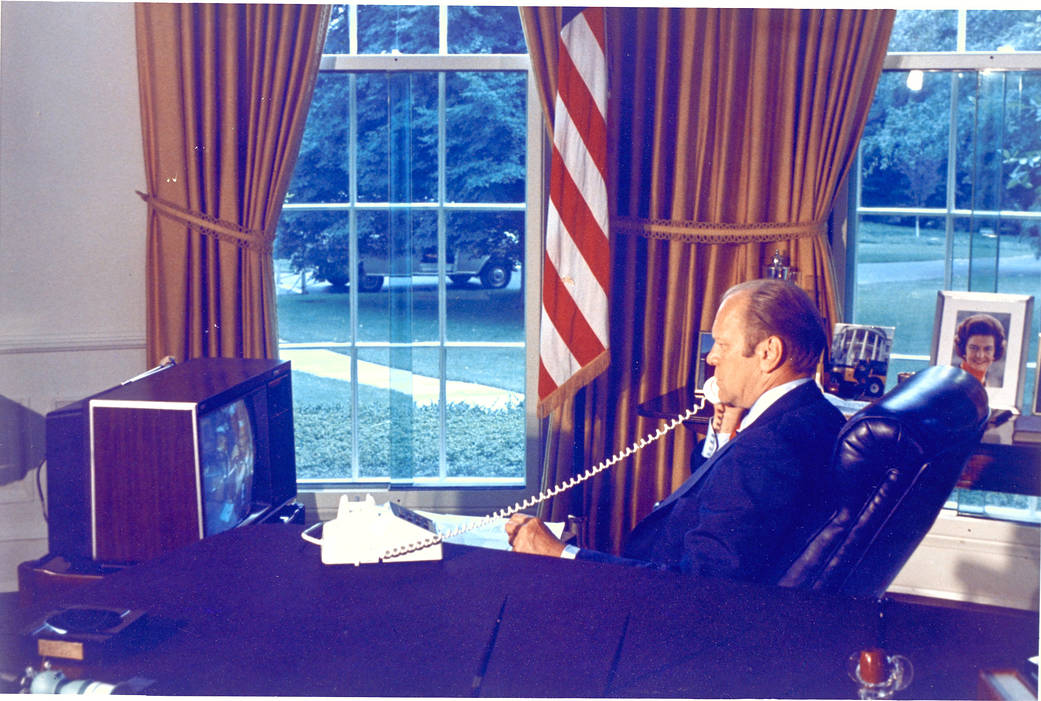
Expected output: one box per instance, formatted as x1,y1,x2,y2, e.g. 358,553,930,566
823,392,869,418
415,511,565,551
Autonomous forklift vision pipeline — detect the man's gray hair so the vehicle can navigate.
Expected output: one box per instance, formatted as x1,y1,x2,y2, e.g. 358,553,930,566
722,279,827,375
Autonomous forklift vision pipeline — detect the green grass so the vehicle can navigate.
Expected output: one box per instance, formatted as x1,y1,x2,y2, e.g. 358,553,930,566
277,279,528,480
856,219,1039,263
276,283,524,344
289,366,525,480
276,283,526,391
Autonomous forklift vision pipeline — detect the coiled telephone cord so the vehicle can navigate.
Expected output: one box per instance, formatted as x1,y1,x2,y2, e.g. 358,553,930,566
381,400,705,561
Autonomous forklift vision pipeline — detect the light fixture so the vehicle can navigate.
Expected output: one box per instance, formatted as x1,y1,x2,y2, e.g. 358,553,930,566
906,70,923,92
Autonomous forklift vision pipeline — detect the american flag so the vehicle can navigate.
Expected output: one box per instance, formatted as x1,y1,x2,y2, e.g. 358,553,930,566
537,7,610,417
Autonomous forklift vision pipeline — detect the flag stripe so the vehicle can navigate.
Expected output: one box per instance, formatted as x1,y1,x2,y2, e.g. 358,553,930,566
544,198,609,345
538,7,610,415
539,305,576,389
553,96,608,236
541,253,604,369
548,148,611,295
555,48,608,176
560,13,607,118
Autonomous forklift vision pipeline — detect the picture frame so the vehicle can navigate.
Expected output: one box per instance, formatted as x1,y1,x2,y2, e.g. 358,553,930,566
823,323,895,400
695,331,714,392
931,291,1034,410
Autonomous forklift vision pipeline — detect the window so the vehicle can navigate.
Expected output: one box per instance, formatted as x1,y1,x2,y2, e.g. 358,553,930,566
849,9,1041,522
274,5,543,513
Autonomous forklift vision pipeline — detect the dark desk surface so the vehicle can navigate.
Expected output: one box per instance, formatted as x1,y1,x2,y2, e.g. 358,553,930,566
2,524,1036,698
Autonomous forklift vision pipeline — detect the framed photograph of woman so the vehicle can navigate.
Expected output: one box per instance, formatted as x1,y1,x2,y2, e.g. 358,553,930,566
931,291,1034,410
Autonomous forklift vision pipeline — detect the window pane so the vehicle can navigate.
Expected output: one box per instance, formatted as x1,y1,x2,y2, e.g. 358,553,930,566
357,5,438,54
388,348,436,480
957,71,1009,213
292,371,352,480
445,210,524,338
275,210,357,302
355,73,438,203
323,5,351,54
853,215,946,363
287,74,350,204
445,347,525,480
446,72,527,203
358,353,394,480
1005,73,1041,216
447,6,526,54
956,71,1041,214
276,9,532,488
357,73,389,201
860,71,950,209
966,10,1041,51
951,217,974,290
889,10,958,52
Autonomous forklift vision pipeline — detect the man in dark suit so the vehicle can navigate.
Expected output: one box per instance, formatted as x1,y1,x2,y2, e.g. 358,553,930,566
506,279,847,585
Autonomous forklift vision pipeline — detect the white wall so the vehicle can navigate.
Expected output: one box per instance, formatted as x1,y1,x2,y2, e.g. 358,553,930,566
0,1,146,592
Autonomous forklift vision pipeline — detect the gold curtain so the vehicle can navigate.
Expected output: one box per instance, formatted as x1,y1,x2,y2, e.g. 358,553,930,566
521,7,893,553
135,3,329,364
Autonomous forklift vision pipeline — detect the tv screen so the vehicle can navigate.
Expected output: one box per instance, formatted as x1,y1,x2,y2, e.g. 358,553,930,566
198,397,255,537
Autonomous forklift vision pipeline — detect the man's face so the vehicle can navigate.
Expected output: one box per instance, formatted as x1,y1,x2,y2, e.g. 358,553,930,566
963,334,996,374
705,293,765,410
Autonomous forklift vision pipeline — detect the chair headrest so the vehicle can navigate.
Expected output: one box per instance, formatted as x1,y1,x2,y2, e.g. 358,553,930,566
833,365,988,493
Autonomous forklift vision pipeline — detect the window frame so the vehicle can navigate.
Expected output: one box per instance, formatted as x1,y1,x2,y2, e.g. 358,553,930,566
846,48,1041,360
284,8,547,521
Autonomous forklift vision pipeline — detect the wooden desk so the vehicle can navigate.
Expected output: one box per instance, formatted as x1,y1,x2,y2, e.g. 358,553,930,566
2,524,1035,698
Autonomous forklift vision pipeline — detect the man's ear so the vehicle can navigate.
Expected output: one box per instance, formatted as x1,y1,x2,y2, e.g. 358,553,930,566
758,335,786,373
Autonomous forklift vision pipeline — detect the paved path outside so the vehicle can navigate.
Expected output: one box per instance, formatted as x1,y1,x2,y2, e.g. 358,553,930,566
858,254,1040,284
279,348,523,410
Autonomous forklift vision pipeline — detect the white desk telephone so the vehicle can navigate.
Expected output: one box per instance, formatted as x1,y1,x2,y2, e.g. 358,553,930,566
302,379,718,565
302,495,442,565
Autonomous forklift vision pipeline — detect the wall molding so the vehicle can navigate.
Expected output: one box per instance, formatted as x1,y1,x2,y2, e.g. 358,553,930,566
0,331,145,356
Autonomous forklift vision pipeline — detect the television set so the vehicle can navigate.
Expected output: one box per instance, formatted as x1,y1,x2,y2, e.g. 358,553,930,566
45,358,299,566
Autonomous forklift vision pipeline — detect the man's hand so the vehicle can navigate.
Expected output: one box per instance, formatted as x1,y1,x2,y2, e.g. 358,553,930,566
711,403,745,436
505,514,566,557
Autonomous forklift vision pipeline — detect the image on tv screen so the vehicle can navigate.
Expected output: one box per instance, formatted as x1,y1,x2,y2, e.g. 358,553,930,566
199,398,255,537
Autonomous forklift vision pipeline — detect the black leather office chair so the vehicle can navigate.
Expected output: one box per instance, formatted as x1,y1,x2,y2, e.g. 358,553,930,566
778,365,989,598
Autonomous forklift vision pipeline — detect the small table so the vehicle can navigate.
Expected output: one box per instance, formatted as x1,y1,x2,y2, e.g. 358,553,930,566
636,385,713,426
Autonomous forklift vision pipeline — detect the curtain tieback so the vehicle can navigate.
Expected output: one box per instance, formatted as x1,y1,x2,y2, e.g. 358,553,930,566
613,216,827,244
136,191,275,254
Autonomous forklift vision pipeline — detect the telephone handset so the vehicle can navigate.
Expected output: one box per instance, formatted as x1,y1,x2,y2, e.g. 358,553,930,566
302,382,718,565
701,375,720,405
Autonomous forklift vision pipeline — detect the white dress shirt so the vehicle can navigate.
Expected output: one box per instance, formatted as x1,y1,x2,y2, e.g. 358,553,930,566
700,377,814,459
